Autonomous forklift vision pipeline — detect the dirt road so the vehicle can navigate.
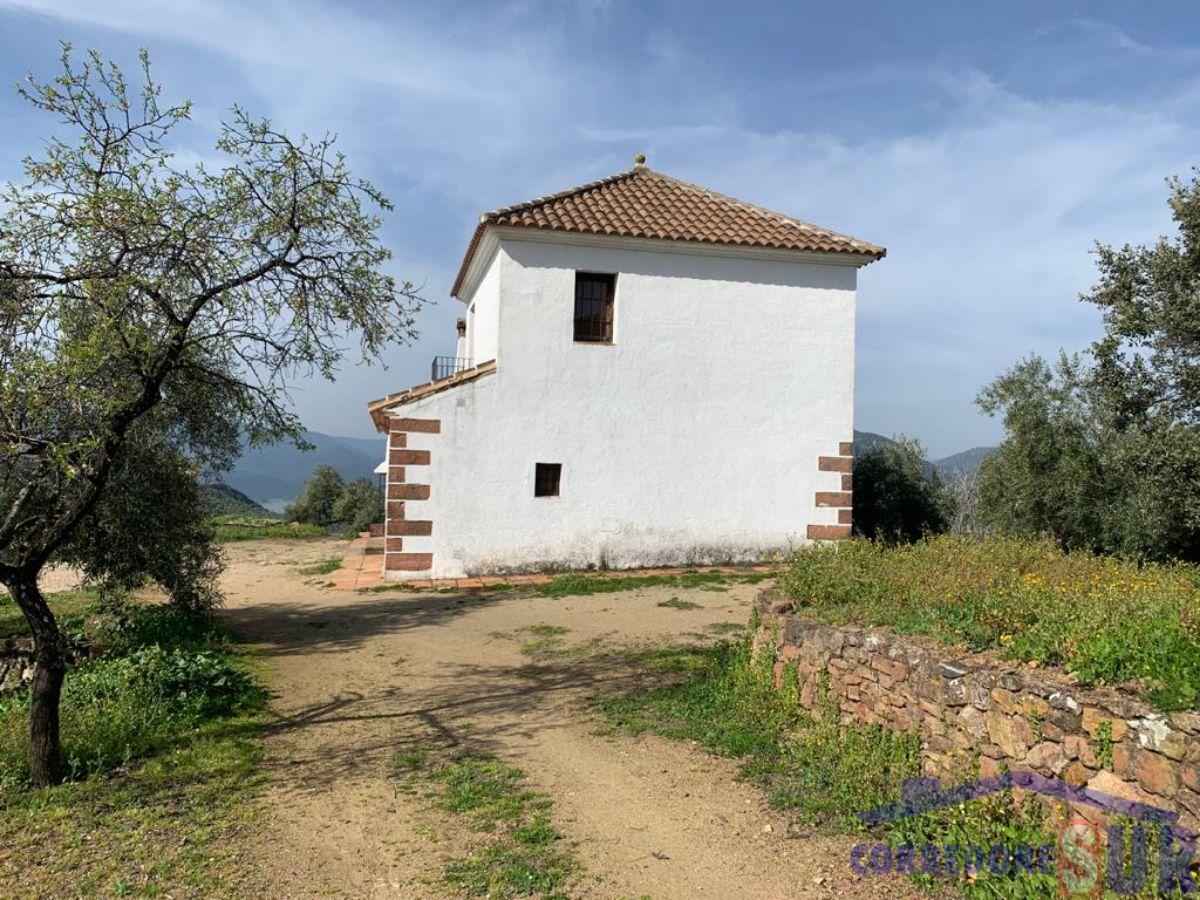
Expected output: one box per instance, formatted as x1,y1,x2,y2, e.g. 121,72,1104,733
221,540,915,899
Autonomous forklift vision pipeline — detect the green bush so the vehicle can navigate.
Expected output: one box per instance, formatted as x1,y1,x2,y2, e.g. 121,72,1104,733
0,599,261,793
331,478,383,536
852,436,953,543
780,535,1200,710
283,465,345,527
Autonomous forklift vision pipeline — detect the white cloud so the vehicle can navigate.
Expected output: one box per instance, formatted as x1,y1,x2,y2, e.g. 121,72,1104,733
2,2,1198,454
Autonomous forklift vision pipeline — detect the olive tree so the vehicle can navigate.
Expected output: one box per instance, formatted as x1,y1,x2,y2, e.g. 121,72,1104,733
332,477,384,536
284,464,345,527
0,47,420,785
851,436,953,543
976,172,1200,561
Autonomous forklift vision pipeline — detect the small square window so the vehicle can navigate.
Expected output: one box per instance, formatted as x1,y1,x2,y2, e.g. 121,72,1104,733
534,463,561,497
574,272,615,343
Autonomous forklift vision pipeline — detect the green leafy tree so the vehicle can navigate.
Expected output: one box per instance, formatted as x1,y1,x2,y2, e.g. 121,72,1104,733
284,465,346,527
978,172,1200,562
332,477,384,536
1087,170,1200,427
852,437,953,543
977,355,1200,560
0,47,420,785
57,423,224,613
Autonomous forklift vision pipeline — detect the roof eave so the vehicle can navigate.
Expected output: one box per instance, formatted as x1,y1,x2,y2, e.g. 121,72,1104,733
474,223,885,268
367,359,499,432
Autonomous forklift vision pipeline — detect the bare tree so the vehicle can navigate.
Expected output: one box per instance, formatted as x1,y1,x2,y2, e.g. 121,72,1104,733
0,46,421,785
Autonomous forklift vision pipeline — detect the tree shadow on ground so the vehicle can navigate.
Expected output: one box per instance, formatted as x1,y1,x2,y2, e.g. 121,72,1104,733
220,589,506,659
255,646,670,793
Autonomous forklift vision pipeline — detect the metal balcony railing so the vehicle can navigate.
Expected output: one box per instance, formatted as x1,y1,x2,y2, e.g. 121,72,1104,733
431,356,472,382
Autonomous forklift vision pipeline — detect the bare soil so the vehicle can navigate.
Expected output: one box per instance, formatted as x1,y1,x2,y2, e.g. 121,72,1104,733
222,539,917,899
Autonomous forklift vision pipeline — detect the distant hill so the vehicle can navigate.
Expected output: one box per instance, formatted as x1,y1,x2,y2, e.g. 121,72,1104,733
853,430,936,477
933,446,996,478
203,483,274,517
853,430,996,479
852,430,898,457
216,431,385,511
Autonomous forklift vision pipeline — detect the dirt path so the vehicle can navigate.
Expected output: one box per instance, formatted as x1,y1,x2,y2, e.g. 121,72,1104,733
221,540,916,899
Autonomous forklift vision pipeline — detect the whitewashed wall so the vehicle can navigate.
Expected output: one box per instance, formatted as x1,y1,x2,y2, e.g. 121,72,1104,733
466,243,501,365
390,232,859,579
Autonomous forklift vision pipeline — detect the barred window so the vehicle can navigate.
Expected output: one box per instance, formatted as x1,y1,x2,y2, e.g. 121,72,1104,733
573,272,615,343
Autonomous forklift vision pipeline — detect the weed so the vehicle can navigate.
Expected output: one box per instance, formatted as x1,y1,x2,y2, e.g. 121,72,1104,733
0,593,266,896
297,556,343,576
781,535,1200,710
1028,710,1044,744
1095,719,1115,770
397,752,581,898
519,625,570,638
886,759,1058,898
657,597,702,610
392,749,429,773
532,569,770,598
705,622,744,636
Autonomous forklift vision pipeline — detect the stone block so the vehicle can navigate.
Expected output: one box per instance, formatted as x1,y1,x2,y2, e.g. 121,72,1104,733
1132,750,1179,798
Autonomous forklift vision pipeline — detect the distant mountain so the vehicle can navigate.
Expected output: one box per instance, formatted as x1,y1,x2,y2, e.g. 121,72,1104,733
216,430,385,510
852,430,898,457
933,446,996,478
853,430,936,477
203,483,274,517
853,430,996,479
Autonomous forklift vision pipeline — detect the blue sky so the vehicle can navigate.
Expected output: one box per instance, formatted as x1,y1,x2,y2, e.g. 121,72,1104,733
2,1,1199,456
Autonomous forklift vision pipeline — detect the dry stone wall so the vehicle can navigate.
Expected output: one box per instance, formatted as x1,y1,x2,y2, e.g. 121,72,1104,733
753,591,1200,832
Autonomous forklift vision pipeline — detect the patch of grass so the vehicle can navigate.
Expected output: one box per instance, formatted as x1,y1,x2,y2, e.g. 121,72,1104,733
781,535,1200,710
597,627,1131,899
297,556,343,576
393,752,580,898
210,515,325,542
492,625,580,659
533,569,770,598
392,749,429,773
597,637,920,829
704,622,745,636
657,597,702,611
0,595,266,896
0,711,264,897
0,588,95,642
518,624,570,638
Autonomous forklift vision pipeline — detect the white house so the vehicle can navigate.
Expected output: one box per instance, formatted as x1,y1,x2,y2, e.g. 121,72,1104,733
367,158,884,579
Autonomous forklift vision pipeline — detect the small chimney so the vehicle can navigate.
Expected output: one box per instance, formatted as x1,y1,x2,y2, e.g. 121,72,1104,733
633,153,647,168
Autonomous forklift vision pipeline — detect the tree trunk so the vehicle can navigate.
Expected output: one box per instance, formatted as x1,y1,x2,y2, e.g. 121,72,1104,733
6,574,65,787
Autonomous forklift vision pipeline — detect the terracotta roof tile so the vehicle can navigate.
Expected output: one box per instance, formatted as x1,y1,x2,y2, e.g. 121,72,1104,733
451,164,884,297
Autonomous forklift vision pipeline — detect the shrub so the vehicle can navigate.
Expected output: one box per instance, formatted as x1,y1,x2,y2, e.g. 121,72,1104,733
780,535,1200,710
57,430,225,612
0,598,260,792
853,436,953,543
331,478,383,536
